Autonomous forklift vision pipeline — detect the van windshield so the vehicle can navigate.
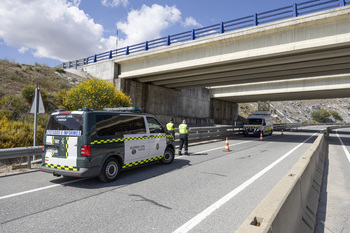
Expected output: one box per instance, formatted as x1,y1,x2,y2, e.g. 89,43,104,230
246,119,263,125
46,114,83,136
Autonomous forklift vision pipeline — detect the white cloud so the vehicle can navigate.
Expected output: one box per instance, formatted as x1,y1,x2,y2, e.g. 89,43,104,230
0,0,113,62
18,47,29,54
183,17,202,28
116,4,181,48
101,0,128,8
0,1,197,63
71,0,81,7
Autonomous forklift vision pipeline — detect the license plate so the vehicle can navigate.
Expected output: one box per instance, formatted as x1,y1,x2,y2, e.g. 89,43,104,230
46,148,58,154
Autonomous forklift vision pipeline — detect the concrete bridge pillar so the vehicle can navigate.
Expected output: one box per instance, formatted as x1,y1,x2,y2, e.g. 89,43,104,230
83,61,238,125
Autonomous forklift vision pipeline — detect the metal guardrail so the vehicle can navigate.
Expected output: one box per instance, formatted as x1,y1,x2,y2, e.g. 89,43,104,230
58,0,349,69
184,126,243,141
0,146,42,160
1,123,349,167
0,126,242,163
273,122,350,130
0,146,42,169
0,126,243,168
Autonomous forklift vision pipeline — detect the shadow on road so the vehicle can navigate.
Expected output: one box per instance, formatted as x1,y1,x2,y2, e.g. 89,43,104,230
48,158,191,189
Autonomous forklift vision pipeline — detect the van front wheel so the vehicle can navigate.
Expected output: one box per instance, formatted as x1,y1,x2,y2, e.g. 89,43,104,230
160,148,174,164
99,157,120,182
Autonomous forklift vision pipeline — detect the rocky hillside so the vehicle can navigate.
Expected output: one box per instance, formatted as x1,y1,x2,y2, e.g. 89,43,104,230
239,99,350,124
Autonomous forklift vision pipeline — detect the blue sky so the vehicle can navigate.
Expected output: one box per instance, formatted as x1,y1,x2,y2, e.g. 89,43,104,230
0,0,307,67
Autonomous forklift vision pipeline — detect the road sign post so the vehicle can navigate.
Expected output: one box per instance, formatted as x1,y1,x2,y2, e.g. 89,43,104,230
29,86,45,168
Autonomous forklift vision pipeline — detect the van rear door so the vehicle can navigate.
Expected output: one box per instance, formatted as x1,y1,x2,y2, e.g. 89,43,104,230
44,112,83,169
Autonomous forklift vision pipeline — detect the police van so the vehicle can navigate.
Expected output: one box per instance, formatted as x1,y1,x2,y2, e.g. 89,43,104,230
243,111,274,136
39,107,175,182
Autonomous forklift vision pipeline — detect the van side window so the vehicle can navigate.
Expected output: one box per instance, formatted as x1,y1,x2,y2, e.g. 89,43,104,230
146,117,164,134
123,116,146,134
96,115,146,136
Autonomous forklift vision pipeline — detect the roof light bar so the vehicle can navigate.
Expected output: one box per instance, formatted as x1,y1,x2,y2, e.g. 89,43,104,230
103,107,141,112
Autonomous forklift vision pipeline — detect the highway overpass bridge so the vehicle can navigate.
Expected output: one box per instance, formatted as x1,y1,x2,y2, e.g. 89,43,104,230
80,2,350,124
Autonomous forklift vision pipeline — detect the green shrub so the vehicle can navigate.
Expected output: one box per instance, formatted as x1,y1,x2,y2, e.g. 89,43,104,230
25,114,50,129
0,95,26,112
311,109,331,123
0,117,44,148
329,110,342,121
22,85,47,105
63,77,132,110
0,109,13,119
54,67,65,74
55,90,67,109
34,66,42,72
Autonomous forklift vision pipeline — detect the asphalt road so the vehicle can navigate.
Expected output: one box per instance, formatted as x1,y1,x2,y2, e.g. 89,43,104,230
0,129,323,233
316,128,350,233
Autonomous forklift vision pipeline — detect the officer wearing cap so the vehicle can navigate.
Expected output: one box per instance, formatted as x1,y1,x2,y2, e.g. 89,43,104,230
166,118,175,139
178,120,191,156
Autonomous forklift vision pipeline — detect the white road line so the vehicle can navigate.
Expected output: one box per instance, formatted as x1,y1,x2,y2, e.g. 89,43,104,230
173,132,318,233
0,178,86,201
0,140,249,200
336,129,350,163
193,141,250,155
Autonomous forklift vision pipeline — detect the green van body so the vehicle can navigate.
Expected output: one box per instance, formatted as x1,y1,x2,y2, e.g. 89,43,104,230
40,109,175,182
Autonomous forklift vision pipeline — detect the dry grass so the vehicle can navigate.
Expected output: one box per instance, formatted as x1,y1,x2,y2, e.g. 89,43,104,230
0,60,72,98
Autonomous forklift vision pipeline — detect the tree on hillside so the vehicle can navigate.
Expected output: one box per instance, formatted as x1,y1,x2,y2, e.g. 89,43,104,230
329,110,343,122
311,109,331,123
63,77,132,110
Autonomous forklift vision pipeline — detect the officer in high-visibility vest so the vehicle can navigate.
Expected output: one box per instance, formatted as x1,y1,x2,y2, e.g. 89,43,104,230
166,118,175,139
178,120,191,156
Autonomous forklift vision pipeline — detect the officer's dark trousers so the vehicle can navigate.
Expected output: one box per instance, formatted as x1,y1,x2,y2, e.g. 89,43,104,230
169,131,175,140
179,134,188,152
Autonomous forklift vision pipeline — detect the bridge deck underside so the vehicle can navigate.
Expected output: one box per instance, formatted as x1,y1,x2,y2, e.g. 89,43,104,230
132,45,350,90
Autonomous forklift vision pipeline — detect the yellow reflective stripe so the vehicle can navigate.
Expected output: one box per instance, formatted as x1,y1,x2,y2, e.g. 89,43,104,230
122,155,163,169
66,137,69,158
51,136,55,157
91,135,171,145
45,163,78,171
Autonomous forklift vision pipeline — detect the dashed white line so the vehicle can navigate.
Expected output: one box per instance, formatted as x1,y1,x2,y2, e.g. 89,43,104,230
193,140,250,155
0,178,85,200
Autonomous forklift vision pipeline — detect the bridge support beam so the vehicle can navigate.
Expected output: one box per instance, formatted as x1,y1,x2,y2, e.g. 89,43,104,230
210,74,350,102
83,62,238,125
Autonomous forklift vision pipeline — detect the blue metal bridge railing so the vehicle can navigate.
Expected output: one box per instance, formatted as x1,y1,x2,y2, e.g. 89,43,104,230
58,0,349,69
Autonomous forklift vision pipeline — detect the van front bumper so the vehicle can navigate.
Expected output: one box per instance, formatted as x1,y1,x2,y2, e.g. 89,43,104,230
244,129,261,136
39,163,100,178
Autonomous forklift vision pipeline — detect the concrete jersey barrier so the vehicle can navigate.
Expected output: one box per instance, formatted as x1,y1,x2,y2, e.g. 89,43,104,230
236,131,328,233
